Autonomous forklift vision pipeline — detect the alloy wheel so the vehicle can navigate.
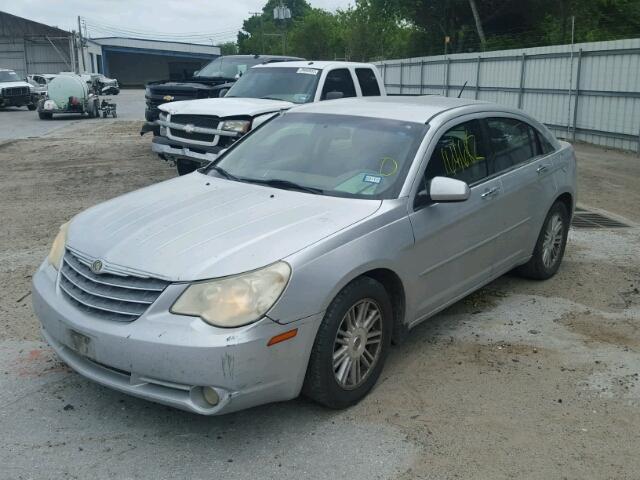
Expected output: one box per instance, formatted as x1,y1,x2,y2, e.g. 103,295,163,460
542,212,564,269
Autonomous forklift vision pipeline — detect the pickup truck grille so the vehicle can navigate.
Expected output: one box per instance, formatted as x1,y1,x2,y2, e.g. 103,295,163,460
169,114,220,144
59,250,170,322
2,86,29,97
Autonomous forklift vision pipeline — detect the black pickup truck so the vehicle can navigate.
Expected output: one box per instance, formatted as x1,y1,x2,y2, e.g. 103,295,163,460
143,54,302,123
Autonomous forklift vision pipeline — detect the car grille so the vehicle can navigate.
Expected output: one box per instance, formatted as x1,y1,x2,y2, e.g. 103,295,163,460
59,250,170,322
3,86,29,97
169,114,220,144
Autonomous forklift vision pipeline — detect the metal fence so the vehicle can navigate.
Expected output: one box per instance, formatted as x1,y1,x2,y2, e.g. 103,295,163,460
376,38,640,153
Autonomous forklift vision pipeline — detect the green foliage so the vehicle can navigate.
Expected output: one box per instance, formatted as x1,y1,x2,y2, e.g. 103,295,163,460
236,0,640,60
217,41,239,55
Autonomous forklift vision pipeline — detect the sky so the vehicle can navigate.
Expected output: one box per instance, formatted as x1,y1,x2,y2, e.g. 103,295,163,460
3,0,354,44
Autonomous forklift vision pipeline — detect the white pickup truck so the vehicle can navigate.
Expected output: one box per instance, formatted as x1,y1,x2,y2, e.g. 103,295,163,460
150,61,387,175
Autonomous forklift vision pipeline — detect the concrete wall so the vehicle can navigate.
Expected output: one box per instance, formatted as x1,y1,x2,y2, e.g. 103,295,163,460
376,38,640,153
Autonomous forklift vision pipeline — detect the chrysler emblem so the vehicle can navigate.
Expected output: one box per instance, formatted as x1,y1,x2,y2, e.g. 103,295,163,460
184,124,195,133
91,260,103,274
163,95,174,101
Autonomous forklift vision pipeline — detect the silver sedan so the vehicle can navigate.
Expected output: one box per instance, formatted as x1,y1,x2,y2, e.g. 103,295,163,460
32,96,576,414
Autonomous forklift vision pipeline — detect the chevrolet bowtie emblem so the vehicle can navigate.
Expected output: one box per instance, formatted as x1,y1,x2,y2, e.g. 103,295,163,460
163,95,174,101
184,124,195,133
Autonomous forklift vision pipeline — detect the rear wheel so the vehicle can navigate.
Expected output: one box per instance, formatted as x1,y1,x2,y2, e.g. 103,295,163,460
303,276,392,409
38,111,52,120
517,201,569,280
27,104,36,111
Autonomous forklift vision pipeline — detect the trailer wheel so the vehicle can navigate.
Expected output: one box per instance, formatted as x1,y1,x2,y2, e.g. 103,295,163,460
112,110,117,118
27,104,37,111
38,111,53,120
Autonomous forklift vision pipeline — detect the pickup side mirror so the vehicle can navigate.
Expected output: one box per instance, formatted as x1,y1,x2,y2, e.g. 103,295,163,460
325,91,344,101
218,88,229,97
429,176,470,203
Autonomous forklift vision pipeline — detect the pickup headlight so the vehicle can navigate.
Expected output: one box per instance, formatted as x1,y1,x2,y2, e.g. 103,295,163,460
145,87,151,96
219,119,250,134
47,222,69,270
171,262,291,327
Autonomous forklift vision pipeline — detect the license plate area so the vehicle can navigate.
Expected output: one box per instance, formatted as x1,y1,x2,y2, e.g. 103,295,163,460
67,329,94,359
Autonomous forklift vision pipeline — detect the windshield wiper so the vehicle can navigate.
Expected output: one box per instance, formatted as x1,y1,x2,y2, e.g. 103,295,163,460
246,178,324,194
260,96,285,101
209,164,239,181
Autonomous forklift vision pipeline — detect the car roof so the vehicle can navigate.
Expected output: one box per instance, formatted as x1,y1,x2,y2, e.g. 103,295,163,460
254,60,375,70
287,96,494,124
223,54,303,61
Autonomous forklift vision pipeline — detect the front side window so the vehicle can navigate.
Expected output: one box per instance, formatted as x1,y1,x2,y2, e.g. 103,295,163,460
424,120,488,186
355,68,381,96
210,113,428,199
225,67,320,104
321,69,356,100
486,117,538,173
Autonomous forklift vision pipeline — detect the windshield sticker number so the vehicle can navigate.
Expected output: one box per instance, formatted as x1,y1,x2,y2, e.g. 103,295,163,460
363,174,382,184
297,68,319,75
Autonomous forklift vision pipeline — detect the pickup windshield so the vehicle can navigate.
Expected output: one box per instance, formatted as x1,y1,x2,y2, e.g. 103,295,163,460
196,57,263,80
225,67,321,104
209,113,427,199
0,70,20,83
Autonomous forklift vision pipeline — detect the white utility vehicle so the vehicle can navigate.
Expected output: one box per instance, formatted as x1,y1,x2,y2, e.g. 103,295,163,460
0,69,37,110
150,61,386,175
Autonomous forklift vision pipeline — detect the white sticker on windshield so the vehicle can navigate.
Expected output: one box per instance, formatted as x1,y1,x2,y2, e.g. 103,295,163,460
297,68,319,75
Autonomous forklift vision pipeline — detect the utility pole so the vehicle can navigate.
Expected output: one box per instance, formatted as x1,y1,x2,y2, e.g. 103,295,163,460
77,16,86,72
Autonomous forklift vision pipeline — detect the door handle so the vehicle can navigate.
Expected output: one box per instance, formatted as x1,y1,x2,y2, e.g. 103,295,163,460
537,164,551,174
481,186,499,198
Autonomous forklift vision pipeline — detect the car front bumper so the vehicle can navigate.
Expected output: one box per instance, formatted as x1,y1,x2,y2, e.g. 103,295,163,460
0,94,33,107
32,261,321,415
151,135,222,165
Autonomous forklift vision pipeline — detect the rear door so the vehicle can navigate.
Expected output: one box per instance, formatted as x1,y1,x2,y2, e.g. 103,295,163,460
354,67,382,97
483,116,558,271
319,68,357,101
407,118,504,321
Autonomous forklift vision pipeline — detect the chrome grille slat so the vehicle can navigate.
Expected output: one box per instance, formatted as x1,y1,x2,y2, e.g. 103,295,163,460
60,267,154,305
64,253,166,291
59,250,170,322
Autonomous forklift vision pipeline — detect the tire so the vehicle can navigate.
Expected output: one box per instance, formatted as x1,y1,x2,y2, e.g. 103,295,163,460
112,110,117,118
102,110,107,118
38,111,52,120
303,276,393,409
176,159,201,176
517,201,570,280
27,104,36,111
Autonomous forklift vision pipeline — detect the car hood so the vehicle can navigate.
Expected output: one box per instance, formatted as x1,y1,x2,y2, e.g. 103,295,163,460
67,173,381,281
0,81,31,89
159,97,293,117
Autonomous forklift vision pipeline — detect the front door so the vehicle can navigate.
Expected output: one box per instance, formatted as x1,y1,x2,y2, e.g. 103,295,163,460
407,118,503,322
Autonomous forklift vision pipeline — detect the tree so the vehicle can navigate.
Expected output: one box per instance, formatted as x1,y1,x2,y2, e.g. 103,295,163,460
217,41,238,55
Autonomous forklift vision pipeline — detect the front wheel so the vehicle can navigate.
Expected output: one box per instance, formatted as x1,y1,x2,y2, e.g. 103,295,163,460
517,201,570,280
27,104,36,111
303,276,392,409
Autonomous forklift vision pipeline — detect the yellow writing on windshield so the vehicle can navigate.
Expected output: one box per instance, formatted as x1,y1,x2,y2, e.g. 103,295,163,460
441,133,484,176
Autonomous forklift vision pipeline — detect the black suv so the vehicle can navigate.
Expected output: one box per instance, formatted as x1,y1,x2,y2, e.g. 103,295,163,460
144,54,302,123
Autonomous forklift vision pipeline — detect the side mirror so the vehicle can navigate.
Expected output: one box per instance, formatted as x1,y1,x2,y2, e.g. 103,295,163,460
325,91,344,100
218,88,229,97
429,176,470,203
193,70,200,76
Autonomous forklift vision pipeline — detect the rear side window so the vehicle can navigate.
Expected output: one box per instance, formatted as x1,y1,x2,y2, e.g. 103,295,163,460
355,68,381,96
424,119,489,185
536,130,556,154
321,69,356,100
486,118,538,173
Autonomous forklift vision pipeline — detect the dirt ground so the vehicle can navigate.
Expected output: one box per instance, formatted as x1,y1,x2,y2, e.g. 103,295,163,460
1,122,639,479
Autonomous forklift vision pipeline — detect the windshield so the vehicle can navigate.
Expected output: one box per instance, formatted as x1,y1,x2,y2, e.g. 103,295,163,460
209,113,428,199
226,67,320,104
197,57,263,79
0,71,20,83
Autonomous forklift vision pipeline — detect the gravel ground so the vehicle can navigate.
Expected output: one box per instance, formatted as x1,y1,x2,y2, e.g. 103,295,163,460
0,122,638,479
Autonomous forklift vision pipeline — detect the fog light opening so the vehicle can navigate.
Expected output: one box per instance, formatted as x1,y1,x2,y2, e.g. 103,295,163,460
202,386,220,406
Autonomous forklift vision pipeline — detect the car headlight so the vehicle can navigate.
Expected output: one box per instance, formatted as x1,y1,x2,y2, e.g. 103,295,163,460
145,87,151,96
47,222,69,270
219,119,250,134
171,262,291,327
